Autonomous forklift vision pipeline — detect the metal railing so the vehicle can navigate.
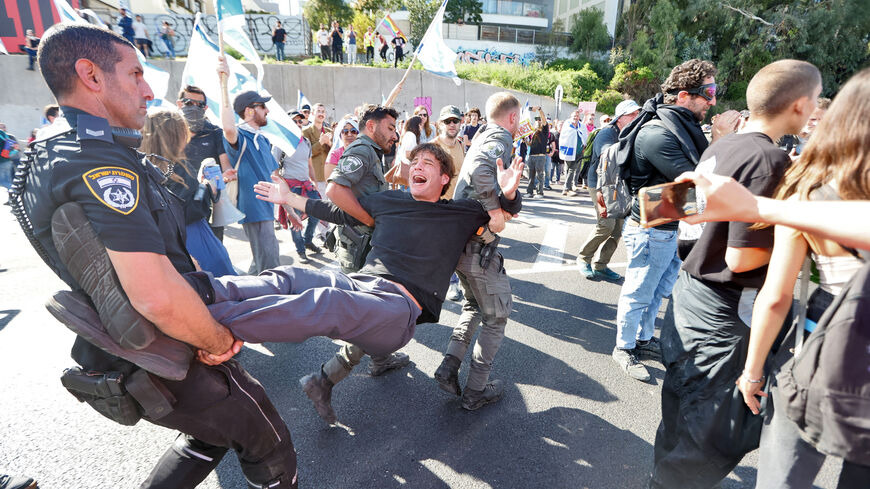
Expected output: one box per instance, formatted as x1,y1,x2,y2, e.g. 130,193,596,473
479,25,572,46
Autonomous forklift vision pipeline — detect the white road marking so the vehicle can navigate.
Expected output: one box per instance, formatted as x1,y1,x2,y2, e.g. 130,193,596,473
532,221,569,270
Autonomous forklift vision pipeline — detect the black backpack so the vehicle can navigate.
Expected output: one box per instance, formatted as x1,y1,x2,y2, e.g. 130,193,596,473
777,260,870,465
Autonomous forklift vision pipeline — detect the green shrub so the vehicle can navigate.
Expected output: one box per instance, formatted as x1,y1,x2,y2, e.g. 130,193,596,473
455,62,604,105
591,89,625,115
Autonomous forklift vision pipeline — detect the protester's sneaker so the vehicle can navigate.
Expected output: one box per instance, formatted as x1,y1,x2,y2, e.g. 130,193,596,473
595,267,622,281
635,337,662,361
579,261,596,279
305,242,322,254
447,282,463,301
567,190,579,197
561,189,569,196
51,202,156,350
434,354,462,396
368,352,410,376
461,379,504,410
299,370,337,424
612,347,650,381
0,474,38,489
296,251,310,264
525,193,534,199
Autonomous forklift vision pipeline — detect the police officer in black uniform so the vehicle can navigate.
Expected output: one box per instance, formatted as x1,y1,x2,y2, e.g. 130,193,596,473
15,24,297,488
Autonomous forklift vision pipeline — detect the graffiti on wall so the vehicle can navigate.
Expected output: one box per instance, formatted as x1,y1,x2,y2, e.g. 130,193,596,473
455,46,535,66
140,13,308,58
0,1,308,57
0,0,79,53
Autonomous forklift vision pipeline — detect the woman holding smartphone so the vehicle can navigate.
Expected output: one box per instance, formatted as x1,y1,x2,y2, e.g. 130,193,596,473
738,68,870,488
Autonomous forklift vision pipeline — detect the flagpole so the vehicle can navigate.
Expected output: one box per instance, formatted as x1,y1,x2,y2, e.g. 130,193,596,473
384,0,448,108
217,16,230,109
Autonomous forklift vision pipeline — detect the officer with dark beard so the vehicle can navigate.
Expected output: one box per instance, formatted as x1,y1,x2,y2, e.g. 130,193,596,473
176,85,236,241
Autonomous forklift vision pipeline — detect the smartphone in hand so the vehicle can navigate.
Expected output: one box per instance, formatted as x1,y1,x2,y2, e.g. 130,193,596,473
639,181,699,227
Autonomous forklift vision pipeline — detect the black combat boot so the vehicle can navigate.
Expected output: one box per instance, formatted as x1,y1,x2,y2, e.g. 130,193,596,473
461,379,504,411
434,354,462,396
299,368,337,424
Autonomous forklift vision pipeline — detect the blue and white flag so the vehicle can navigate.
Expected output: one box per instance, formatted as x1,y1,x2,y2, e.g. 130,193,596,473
415,0,460,86
214,0,264,85
52,0,88,25
79,8,108,28
183,15,301,158
297,90,312,110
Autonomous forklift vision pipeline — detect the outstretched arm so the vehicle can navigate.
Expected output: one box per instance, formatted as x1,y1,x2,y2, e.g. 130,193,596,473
255,176,361,226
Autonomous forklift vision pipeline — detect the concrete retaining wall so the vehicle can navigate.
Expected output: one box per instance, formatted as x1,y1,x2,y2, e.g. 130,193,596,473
0,54,577,140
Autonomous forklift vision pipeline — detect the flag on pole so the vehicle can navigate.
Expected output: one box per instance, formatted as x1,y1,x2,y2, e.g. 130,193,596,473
415,0,461,86
79,8,108,28
183,15,302,158
52,0,89,24
0,38,8,55
378,15,407,41
297,90,312,110
381,93,387,106
214,0,265,85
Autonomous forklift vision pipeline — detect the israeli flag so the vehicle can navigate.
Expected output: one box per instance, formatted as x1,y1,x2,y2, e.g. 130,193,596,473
297,90,312,110
214,0,264,85
183,15,301,158
415,0,461,86
52,0,88,24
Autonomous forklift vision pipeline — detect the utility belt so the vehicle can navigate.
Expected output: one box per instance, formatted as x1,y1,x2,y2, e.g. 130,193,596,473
468,226,501,269
325,223,373,272
60,366,176,426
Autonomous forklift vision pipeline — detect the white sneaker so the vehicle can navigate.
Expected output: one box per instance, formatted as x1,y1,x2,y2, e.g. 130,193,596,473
447,282,463,301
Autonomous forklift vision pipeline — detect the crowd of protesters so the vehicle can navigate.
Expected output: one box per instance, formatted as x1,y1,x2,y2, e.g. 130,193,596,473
4,20,870,489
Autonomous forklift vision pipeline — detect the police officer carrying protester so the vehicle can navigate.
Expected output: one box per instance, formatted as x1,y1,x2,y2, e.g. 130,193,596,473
13,24,297,488
299,105,409,422
434,92,522,410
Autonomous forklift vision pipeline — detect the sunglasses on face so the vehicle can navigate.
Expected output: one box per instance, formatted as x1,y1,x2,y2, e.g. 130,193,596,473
249,102,266,110
685,83,718,101
341,128,359,135
181,98,206,108
443,118,461,125
293,118,305,125
417,113,428,118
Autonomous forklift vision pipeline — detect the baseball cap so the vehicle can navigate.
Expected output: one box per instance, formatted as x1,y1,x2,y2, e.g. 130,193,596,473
232,91,271,117
614,100,641,120
301,104,311,112
287,110,303,119
438,105,463,122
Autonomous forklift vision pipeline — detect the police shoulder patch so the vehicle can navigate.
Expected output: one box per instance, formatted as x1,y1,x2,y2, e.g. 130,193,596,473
339,155,364,174
482,141,504,159
82,167,139,215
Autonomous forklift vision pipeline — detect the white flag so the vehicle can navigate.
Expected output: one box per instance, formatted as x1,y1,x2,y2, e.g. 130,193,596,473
415,0,460,86
297,90,312,110
183,15,302,158
52,0,88,25
214,0,264,85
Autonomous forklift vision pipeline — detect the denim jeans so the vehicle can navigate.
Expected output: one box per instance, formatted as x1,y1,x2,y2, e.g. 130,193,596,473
291,217,318,254
544,156,552,187
275,42,285,61
526,155,546,195
162,38,175,59
615,223,681,349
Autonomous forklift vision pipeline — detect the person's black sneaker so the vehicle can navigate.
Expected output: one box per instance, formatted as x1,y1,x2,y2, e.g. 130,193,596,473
0,474,38,489
305,242,322,254
536,192,544,196
612,347,650,381
51,202,156,350
434,354,462,396
296,250,310,264
461,379,504,410
368,352,410,376
526,193,534,199
635,337,662,361
299,370,337,424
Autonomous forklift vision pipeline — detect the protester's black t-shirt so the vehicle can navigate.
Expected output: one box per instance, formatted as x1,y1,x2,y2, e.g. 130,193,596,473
681,132,790,289
331,29,343,46
528,123,550,155
273,28,286,42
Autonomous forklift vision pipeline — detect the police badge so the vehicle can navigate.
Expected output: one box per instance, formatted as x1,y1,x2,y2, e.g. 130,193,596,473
82,167,139,215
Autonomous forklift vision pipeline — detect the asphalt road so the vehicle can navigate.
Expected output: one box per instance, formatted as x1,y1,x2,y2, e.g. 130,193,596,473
0,182,841,488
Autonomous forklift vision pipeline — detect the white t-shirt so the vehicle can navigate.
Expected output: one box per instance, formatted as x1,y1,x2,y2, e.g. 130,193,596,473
317,30,330,46
132,21,147,39
400,132,418,163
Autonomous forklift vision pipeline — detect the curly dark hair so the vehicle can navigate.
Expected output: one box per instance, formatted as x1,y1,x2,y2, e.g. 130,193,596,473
661,59,718,104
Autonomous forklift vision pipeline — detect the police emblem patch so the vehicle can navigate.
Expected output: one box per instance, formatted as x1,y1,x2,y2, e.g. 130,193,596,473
483,142,504,159
82,167,139,215
339,155,364,173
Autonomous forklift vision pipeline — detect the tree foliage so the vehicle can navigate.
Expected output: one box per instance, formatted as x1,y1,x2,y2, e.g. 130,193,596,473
569,8,612,60
614,0,870,107
303,0,354,29
444,0,483,25
406,0,440,47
